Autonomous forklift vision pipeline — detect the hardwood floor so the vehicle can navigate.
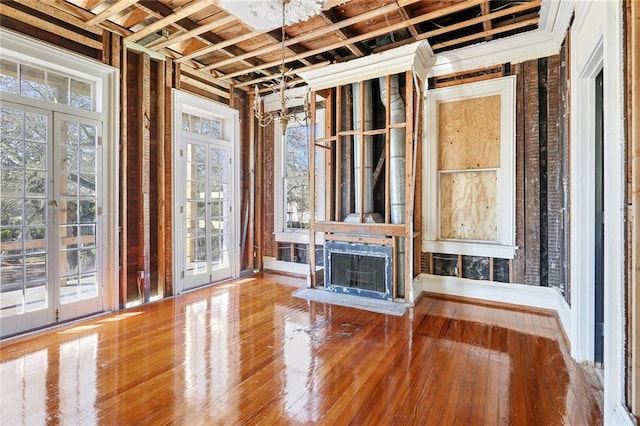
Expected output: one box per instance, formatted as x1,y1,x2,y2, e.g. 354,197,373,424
0,274,603,425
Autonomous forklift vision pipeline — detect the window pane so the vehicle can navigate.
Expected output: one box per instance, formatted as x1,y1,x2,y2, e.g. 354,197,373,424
1,138,23,168
0,59,18,93
24,113,47,142
211,119,222,138
25,170,46,196
1,167,24,196
182,113,190,131
2,107,24,139
20,65,46,100
285,125,309,178
70,79,92,111
47,72,69,105
286,177,309,229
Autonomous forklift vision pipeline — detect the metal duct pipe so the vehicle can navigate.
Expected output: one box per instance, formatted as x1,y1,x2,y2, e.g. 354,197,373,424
352,81,374,214
380,75,406,298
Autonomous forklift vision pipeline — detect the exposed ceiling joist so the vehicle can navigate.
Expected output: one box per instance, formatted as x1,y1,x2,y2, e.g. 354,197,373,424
125,0,213,42
87,0,139,25
147,15,237,50
4,0,543,93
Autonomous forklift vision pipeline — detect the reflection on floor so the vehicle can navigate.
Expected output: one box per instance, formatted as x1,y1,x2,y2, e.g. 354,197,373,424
0,273,603,425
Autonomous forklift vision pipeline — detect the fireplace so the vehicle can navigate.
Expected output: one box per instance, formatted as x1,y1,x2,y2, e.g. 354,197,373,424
325,241,393,300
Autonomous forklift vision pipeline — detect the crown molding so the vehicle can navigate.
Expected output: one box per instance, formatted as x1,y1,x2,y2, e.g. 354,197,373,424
430,0,574,77
300,40,435,90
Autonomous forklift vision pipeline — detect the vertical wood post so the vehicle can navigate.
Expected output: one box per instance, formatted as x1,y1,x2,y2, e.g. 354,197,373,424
163,60,174,296
156,59,166,299
404,70,414,301
309,92,317,287
335,86,342,221
119,41,128,309
358,80,365,222
254,108,263,272
385,76,391,224
513,63,526,284
139,53,151,303
248,89,256,271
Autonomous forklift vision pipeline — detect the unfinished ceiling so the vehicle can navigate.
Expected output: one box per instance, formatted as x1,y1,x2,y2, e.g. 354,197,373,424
0,0,541,93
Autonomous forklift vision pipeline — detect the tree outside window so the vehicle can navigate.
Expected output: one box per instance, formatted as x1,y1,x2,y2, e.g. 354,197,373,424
284,124,310,230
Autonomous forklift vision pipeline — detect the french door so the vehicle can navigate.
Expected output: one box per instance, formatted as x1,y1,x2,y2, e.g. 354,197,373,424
1,102,103,337
182,138,233,290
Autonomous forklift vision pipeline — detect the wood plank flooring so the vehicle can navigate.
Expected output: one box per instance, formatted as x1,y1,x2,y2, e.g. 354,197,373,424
0,274,603,425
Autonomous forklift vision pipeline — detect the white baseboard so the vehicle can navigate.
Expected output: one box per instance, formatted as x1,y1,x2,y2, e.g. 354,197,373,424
263,257,309,276
416,274,572,339
263,257,325,289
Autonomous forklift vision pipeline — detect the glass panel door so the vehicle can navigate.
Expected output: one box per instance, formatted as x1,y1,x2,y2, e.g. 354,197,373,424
0,103,103,337
54,114,102,321
1,104,51,333
183,139,232,290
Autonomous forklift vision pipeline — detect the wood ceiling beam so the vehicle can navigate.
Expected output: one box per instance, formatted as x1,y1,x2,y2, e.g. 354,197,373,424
373,0,540,53
480,0,493,41
218,0,487,80
87,0,139,25
0,3,103,49
135,0,269,79
175,30,263,63
396,6,420,40
417,0,540,40
234,60,331,90
41,0,133,37
14,0,103,35
146,15,237,50
318,10,365,57
262,29,314,67
180,64,231,89
373,0,541,53
126,0,213,42
431,17,539,51
196,0,426,71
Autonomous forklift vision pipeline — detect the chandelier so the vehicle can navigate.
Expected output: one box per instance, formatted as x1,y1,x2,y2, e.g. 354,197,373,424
252,0,312,135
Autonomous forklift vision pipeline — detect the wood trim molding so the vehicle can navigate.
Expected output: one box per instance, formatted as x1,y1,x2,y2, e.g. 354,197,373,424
299,41,435,90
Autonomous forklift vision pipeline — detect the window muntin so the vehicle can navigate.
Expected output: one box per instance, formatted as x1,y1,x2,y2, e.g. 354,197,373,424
182,112,223,139
0,59,94,111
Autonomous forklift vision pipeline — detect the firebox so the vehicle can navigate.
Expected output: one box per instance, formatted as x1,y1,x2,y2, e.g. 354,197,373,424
325,241,393,300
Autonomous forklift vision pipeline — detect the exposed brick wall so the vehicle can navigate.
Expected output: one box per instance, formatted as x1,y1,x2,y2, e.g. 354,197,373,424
423,54,569,295
262,124,275,258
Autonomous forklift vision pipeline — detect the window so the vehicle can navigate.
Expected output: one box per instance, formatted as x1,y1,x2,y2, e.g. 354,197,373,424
423,76,517,258
274,109,325,241
0,59,94,111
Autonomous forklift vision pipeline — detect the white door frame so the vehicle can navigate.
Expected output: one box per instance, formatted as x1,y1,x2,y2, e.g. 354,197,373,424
570,1,630,423
172,90,240,293
0,30,119,337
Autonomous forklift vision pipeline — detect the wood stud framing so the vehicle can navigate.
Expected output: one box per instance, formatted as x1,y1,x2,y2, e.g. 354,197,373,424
309,70,421,301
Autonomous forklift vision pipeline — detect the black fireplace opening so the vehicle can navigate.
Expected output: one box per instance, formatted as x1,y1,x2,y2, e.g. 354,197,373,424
330,253,386,293
325,241,392,300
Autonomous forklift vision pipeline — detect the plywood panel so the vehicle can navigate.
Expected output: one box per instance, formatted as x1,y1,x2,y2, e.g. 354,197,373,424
440,171,497,241
438,95,500,170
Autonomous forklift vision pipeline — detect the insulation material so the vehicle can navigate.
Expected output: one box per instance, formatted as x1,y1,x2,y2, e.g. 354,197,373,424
438,95,501,170
439,171,497,241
